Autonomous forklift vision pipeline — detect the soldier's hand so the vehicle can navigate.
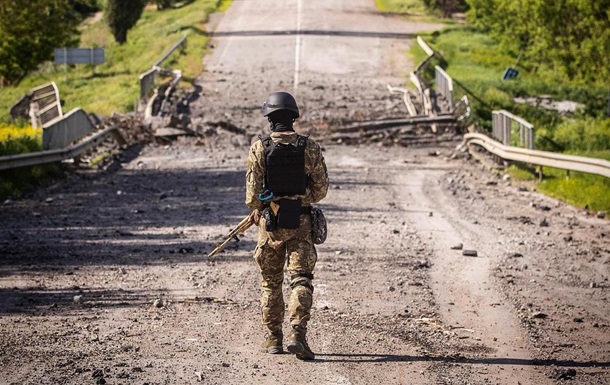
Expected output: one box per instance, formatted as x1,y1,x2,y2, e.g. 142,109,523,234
248,209,262,225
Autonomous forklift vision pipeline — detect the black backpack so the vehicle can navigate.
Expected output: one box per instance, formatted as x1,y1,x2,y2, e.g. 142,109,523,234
259,135,308,196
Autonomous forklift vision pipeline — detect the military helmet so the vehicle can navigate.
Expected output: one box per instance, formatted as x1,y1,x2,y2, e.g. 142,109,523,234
262,91,300,119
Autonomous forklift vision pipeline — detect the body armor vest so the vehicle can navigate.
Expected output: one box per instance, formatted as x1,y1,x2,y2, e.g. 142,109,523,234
260,135,308,196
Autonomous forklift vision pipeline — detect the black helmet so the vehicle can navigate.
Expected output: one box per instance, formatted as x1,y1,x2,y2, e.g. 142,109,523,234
262,92,299,119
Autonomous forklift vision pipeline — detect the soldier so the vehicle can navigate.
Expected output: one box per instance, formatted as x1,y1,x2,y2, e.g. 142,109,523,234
245,91,329,360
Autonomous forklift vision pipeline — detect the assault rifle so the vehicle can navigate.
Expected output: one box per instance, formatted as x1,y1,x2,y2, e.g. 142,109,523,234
207,215,253,259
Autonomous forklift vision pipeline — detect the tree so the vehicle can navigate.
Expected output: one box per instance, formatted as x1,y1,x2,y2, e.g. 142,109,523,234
465,0,610,86
423,0,468,18
69,0,99,14
105,0,146,45
154,0,175,10
0,0,80,85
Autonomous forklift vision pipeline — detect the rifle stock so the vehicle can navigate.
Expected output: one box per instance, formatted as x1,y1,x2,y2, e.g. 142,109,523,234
207,216,253,259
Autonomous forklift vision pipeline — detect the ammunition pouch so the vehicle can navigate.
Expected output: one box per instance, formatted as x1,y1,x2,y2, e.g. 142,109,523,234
276,199,301,229
262,206,277,232
311,206,327,244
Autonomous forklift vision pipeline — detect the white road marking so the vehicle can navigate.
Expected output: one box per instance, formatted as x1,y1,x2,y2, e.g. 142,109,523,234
293,0,303,92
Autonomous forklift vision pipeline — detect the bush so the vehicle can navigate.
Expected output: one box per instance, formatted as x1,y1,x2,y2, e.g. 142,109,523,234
553,118,610,153
482,87,513,110
0,123,65,200
0,123,41,154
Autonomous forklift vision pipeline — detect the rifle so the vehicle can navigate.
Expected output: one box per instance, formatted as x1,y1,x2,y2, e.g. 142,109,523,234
207,215,253,259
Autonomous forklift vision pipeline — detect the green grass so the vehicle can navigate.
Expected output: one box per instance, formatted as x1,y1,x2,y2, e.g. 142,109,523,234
375,0,427,15
374,0,451,23
0,0,229,121
0,122,66,200
0,0,231,199
508,164,610,211
539,172,610,212
414,28,609,131
412,27,610,211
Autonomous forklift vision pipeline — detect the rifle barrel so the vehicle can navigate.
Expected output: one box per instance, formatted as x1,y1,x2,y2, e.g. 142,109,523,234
207,215,253,259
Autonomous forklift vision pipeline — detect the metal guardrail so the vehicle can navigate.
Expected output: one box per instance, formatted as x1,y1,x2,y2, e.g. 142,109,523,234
153,34,187,68
0,126,127,171
139,67,159,102
463,133,610,178
453,95,471,122
139,35,188,107
3,37,188,171
410,73,432,116
492,109,535,150
387,85,417,117
411,37,435,117
42,108,95,150
435,65,453,108
414,35,607,180
9,82,63,128
415,36,434,73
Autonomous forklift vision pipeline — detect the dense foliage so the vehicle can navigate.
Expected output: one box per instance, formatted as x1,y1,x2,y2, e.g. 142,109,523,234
422,0,468,17
0,122,65,200
105,0,146,44
154,0,195,10
0,0,83,85
465,0,610,87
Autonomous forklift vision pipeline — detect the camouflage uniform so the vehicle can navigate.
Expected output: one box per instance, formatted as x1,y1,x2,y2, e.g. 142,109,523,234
246,130,328,335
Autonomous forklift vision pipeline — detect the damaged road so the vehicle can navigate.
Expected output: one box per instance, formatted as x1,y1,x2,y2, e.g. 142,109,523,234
0,0,608,384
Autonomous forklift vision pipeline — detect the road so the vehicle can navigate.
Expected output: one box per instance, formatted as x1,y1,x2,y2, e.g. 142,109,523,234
0,1,608,384
199,0,440,127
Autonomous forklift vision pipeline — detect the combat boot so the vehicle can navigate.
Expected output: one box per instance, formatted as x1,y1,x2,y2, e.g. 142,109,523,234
287,325,315,360
261,330,283,354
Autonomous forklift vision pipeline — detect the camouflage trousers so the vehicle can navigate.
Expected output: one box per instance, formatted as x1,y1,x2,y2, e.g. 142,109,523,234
253,214,317,333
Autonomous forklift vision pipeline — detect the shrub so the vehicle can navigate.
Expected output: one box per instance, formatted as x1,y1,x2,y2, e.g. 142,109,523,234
0,123,64,200
553,118,610,153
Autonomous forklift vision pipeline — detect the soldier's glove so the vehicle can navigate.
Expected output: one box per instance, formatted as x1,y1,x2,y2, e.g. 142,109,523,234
248,209,262,226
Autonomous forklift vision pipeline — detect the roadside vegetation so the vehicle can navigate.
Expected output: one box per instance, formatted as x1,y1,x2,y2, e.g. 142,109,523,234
0,0,228,200
375,0,428,15
384,0,610,211
0,0,227,121
0,122,65,199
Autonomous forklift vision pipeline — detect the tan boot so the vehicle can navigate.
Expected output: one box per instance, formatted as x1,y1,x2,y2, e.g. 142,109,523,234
286,325,315,360
261,330,283,354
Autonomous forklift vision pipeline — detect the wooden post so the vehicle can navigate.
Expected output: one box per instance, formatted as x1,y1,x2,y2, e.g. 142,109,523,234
537,166,544,182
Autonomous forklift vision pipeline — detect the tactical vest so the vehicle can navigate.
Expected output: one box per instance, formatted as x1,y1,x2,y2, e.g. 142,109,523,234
260,134,308,196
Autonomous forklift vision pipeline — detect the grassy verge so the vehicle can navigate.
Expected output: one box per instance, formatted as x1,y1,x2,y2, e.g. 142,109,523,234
0,0,230,121
0,0,231,199
374,0,451,23
508,164,610,212
375,0,427,15
409,27,610,211
0,123,66,200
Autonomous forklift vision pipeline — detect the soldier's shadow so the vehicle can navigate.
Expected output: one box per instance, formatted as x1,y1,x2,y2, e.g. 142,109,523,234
313,353,610,368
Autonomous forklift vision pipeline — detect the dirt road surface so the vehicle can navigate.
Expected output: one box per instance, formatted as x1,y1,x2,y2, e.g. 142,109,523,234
1,1,608,384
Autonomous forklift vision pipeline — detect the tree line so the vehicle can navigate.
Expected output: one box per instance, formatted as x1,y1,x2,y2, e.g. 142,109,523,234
2,0,609,88
0,0,185,86
465,0,610,87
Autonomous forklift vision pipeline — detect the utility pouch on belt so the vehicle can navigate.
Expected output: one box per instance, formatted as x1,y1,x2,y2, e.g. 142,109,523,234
311,206,328,244
277,199,301,229
262,206,277,232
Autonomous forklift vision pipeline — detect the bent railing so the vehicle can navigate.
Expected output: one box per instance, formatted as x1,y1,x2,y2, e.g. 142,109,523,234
492,110,535,150
0,126,127,171
463,133,610,178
